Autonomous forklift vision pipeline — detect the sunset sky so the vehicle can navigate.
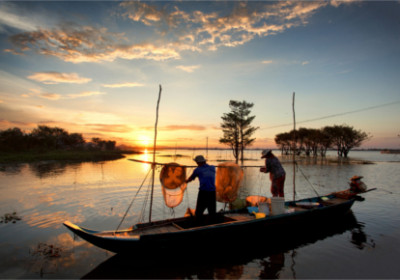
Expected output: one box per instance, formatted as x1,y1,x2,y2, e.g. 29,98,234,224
0,1,399,149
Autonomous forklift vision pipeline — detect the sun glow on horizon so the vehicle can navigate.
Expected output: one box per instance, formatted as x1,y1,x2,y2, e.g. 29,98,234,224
137,134,152,148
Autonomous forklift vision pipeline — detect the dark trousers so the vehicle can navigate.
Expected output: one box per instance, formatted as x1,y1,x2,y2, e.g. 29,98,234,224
195,190,216,217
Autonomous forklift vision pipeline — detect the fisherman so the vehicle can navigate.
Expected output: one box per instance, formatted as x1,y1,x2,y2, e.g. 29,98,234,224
185,155,217,221
349,175,367,193
260,149,286,197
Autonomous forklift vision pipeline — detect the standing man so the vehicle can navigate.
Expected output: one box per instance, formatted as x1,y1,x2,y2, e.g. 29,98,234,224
260,149,286,197
186,155,216,220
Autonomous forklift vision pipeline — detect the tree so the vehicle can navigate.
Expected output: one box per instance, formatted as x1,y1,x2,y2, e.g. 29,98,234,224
91,137,116,151
274,125,369,158
220,100,258,163
0,127,26,151
30,125,69,150
64,133,85,149
275,131,293,155
323,125,371,157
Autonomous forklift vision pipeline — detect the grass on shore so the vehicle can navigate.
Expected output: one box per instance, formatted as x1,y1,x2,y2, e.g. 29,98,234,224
0,150,139,164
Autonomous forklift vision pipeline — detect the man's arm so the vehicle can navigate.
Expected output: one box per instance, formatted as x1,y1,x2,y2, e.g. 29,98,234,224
186,169,197,183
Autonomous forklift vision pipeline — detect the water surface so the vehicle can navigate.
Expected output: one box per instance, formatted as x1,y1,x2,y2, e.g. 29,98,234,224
0,150,399,278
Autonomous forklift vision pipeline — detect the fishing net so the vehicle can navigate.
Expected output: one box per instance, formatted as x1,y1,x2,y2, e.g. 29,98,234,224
159,163,187,208
245,195,269,206
215,162,244,203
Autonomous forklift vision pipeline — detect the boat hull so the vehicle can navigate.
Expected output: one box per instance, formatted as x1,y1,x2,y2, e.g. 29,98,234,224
64,195,356,254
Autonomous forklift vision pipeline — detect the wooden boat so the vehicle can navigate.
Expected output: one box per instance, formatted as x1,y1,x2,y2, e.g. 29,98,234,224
82,212,361,279
63,193,358,254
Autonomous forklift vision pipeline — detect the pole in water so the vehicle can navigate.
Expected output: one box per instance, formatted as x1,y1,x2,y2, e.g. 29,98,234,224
206,137,208,160
149,84,162,222
292,92,296,201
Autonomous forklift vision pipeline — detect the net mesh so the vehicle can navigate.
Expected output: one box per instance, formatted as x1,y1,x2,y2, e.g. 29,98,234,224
215,162,244,203
159,163,187,208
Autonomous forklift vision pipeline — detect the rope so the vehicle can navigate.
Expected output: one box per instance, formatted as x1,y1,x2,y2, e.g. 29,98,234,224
139,177,153,223
295,161,320,198
185,166,195,210
115,167,152,232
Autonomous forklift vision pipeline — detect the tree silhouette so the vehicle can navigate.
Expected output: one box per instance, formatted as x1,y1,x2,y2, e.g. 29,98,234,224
220,100,258,163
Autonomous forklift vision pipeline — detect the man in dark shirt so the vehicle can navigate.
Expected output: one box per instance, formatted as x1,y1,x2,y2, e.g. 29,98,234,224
186,155,216,218
260,149,286,197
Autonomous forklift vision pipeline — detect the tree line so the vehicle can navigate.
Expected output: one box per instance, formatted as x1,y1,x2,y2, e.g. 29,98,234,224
0,125,116,152
219,100,371,161
275,125,371,158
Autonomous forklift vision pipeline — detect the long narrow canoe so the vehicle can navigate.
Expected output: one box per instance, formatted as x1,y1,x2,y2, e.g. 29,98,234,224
64,193,357,254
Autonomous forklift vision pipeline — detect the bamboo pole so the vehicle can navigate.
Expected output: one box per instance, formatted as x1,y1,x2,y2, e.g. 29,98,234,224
149,85,162,222
292,92,296,201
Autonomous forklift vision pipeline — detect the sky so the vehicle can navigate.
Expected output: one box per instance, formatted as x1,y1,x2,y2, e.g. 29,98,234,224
0,0,399,149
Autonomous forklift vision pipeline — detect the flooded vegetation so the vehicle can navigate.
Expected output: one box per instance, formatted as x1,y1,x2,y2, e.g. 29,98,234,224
0,149,399,278
0,211,21,223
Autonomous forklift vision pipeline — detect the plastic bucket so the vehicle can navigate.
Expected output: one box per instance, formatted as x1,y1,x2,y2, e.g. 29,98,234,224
270,197,285,215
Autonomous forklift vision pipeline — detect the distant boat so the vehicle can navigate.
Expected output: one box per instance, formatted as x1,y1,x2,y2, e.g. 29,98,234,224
64,192,360,254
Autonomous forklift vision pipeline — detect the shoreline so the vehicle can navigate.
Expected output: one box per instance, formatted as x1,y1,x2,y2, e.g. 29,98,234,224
0,150,140,164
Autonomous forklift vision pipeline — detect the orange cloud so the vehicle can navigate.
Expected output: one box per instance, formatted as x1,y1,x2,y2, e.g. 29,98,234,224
39,93,62,100
120,1,330,52
120,1,164,25
141,124,207,131
0,119,35,129
102,82,144,88
28,72,91,84
36,91,104,100
85,123,133,133
67,91,105,98
6,2,348,63
8,25,180,63
176,65,200,73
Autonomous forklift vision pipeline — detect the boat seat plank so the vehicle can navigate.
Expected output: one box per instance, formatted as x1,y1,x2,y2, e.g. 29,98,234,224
225,213,255,222
132,224,181,235
172,223,184,230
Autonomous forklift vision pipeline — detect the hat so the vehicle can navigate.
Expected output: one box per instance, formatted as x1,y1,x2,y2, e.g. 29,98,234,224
193,155,206,163
350,175,363,181
261,149,272,158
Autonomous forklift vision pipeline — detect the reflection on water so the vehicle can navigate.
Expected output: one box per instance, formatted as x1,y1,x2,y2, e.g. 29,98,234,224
0,150,399,278
28,161,81,178
26,233,97,278
350,223,376,250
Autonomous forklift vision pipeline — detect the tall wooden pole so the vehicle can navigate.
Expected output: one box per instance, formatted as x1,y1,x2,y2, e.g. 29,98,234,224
206,137,208,160
149,85,162,222
292,92,296,201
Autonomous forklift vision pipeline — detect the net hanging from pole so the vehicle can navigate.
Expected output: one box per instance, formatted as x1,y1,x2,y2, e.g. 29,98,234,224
159,163,188,208
215,162,244,203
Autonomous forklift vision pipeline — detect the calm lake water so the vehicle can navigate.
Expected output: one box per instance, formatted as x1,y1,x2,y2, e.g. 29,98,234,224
0,150,399,279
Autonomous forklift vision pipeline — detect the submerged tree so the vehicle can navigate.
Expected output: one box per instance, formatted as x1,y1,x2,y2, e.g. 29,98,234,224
220,100,258,163
274,125,370,158
323,125,370,157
